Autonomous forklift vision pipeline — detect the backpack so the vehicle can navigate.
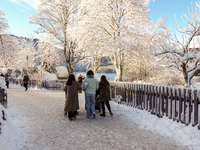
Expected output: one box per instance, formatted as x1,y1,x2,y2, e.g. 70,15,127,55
78,77,82,83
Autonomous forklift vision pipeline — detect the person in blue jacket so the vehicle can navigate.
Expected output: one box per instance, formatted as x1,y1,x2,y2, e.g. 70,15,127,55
81,70,99,119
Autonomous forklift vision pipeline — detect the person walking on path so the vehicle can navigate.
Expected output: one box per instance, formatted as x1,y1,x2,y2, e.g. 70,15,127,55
98,75,113,117
63,74,80,121
81,70,99,119
4,74,9,88
23,73,30,91
77,74,85,93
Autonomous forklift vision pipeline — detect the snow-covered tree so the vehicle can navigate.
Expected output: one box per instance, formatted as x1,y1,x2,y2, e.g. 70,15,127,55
14,33,40,75
0,9,8,33
0,10,16,68
28,0,85,75
0,34,15,68
79,34,105,76
154,1,200,88
78,0,165,81
38,35,60,74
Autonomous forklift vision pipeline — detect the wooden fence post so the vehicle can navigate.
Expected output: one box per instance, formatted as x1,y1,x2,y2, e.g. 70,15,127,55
151,86,155,114
133,84,136,107
158,86,161,118
145,85,148,110
161,86,164,117
155,86,158,116
178,88,182,122
169,87,173,119
188,89,192,125
141,84,144,110
192,90,198,127
166,87,169,117
173,88,177,121
149,85,152,112
136,84,138,107
198,90,200,130
183,89,187,124
138,84,141,108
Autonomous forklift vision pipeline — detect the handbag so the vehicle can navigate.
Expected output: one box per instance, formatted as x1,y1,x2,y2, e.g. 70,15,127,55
84,81,89,89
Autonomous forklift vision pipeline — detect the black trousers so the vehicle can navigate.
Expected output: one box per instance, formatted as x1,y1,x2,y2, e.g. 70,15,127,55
68,111,77,119
24,83,28,90
6,81,9,88
101,101,111,114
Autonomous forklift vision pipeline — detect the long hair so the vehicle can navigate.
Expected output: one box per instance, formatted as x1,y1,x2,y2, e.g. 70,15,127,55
100,75,109,85
67,74,75,85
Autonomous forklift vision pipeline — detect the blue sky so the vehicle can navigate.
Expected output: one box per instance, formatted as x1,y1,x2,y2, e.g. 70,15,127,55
0,0,198,38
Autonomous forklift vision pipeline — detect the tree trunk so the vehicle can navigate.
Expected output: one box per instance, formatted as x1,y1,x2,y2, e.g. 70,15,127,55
183,70,190,88
112,51,124,81
182,64,191,88
67,63,73,75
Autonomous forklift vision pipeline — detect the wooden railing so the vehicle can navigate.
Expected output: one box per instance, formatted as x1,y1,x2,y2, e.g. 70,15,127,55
110,82,200,129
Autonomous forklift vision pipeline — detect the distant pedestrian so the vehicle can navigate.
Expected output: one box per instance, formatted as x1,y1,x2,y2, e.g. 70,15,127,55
77,74,85,93
23,73,30,91
98,75,113,117
4,74,9,88
63,74,80,121
81,70,99,119
0,73,4,77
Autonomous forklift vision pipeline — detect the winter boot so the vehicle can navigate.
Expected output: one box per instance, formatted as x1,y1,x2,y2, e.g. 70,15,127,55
109,111,113,116
100,113,106,117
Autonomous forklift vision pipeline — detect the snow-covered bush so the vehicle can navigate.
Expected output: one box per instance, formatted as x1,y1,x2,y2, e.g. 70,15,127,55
56,66,68,79
151,69,185,87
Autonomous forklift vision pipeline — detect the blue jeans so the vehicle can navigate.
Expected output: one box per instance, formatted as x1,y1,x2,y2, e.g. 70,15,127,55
85,94,95,117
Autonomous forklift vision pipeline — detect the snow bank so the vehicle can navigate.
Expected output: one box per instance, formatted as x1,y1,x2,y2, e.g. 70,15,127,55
0,76,7,90
0,104,12,150
0,76,10,150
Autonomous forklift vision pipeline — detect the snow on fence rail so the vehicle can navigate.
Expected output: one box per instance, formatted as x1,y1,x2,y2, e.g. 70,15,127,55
9,78,200,129
109,81,200,129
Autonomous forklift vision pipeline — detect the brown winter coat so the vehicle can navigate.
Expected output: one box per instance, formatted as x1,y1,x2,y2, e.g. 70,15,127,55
63,81,80,112
99,82,111,102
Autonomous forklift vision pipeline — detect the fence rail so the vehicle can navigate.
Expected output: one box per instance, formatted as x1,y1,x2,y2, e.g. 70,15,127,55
110,82,200,129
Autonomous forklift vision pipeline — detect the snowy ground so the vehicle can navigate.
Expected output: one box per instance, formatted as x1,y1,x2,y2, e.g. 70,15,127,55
1,84,200,150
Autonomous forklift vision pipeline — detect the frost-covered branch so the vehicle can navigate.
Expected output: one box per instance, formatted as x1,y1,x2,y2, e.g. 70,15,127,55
154,1,200,87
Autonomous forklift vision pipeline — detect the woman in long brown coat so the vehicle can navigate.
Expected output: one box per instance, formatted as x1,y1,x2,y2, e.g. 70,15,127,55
63,74,80,121
98,75,113,117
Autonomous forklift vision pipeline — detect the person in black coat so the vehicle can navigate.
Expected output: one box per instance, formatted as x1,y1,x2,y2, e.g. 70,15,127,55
23,73,30,91
98,75,113,117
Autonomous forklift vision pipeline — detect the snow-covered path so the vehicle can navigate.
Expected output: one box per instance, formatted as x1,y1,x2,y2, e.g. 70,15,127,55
5,88,188,150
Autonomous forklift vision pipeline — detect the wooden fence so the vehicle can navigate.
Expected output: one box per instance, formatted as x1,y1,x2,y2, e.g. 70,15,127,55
110,82,200,129
9,78,66,91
